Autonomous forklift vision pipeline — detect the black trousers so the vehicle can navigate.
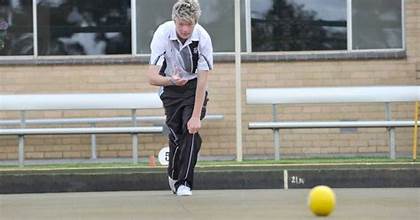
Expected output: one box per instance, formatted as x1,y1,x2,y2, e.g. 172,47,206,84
160,79,207,190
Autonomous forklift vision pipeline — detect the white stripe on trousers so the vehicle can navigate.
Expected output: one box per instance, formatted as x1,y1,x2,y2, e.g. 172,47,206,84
185,134,195,180
169,127,179,179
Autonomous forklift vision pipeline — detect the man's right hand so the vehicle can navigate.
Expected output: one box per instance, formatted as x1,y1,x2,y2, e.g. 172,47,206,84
170,74,188,86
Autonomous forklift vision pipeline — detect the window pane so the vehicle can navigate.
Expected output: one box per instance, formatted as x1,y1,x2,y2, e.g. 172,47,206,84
352,0,402,50
136,0,245,53
0,0,33,56
37,0,131,55
136,0,175,54
251,0,347,52
200,0,246,52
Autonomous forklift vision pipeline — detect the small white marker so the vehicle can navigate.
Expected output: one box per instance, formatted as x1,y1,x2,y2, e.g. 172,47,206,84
284,170,288,190
158,146,170,166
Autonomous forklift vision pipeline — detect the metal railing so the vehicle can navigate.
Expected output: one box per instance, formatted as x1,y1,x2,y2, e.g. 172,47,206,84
0,114,223,164
246,86,420,160
0,93,223,167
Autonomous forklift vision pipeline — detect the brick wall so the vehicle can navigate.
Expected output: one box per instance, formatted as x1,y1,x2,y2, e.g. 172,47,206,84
0,0,419,160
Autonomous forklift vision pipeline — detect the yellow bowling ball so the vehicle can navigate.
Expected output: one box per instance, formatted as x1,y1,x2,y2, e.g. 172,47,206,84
308,185,336,216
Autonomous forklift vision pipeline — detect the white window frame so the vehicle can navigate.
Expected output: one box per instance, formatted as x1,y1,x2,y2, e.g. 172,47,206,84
131,0,137,55
348,0,405,52
0,0,407,60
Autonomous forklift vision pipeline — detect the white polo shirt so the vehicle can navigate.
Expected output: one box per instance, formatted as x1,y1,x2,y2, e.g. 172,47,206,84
149,21,213,80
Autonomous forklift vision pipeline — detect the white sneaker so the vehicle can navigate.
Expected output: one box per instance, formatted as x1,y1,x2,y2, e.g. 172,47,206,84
176,185,192,196
168,176,176,194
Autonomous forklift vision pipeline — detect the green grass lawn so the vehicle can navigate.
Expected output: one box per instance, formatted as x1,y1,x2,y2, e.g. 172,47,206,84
0,156,418,172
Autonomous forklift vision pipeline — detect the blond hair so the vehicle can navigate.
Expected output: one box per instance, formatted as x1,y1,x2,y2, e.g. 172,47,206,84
172,0,201,24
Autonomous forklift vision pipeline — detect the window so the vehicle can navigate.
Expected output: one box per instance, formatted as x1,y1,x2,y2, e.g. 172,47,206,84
135,0,245,54
250,0,403,52
0,0,33,56
135,0,175,54
251,0,347,52
352,0,402,50
193,0,247,52
37,0,131,55
0,0,406,59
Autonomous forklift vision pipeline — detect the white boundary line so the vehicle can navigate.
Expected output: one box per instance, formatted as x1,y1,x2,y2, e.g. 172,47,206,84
283,170,288,190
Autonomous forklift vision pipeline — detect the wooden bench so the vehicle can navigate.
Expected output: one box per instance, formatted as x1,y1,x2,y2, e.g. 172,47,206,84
246,86,420,160
0,93,223,166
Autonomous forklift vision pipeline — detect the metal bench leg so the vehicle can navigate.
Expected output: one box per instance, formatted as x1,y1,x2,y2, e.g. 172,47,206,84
272,105,281,160
388,128,396,159
18,111,26,167
18,135,25,167
90,135,97,160
274,129,280,160
132,134,138,164
90,123,97,160
132,109,138,164
385,103,396,159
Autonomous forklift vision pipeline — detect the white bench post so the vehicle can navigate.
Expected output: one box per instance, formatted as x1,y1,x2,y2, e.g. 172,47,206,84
131,109,138,164
18,111,26,167
272,105,280,160
385,103,396,159
90,123,97,160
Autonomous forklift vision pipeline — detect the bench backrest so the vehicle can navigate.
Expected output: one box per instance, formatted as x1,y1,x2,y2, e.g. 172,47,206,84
0,93,162,111
246,86,420,105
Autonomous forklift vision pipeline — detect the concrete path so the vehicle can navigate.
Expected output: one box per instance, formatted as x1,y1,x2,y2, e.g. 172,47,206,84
1,188,419,220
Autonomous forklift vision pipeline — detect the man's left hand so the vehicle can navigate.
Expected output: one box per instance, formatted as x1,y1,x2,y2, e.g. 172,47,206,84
187,117,201,134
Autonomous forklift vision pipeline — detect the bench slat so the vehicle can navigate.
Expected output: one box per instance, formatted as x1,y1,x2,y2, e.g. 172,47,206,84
0,93,163,110
247,86,420,104
249,121,416,129
0,115,224,126
0,127,163,135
